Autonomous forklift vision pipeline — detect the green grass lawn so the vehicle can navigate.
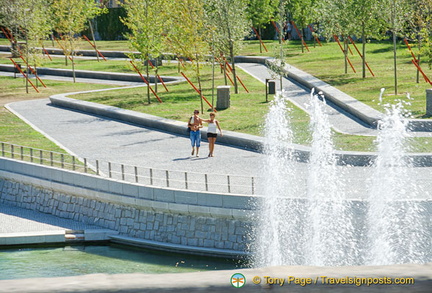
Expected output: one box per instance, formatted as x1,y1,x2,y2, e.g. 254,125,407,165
0,76,115,151
6,37,431,116
2,38,432,152
259,40,432,118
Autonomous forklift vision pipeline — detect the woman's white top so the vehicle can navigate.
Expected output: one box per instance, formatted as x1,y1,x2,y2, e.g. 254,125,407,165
208,121,217,133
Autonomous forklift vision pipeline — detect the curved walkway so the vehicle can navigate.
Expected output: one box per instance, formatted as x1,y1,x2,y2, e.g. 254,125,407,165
6,98,264,178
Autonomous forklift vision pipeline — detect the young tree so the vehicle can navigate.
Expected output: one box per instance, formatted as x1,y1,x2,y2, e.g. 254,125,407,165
268,0,289,91
346,0,386,79
407,0,432,83
0,0,53,92
314,0,354,74
51,0,105,82
122,0,167,103
206,0,251,94
288,0,317,52
247,0,278,52
380,0,411,95
166,0,210,113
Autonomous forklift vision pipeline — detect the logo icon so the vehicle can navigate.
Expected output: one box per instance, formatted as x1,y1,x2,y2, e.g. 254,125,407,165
230,273,246,288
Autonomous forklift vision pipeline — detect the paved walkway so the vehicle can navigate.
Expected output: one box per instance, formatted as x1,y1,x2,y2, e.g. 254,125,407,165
237,62,432,137
0,204,102,234
7,98,264,178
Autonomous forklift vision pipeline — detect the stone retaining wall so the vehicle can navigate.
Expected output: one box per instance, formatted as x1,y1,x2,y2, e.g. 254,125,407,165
0,157,252,257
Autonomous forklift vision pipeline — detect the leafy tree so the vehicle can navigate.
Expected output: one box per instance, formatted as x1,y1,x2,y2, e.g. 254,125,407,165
345,0,386,78
406,0,432,82
247,0,278,52
380,0,411,95
205,0,251,94
315,0,354,74
268,0,289,91
288,0,317,52
166,0,210,113
0,0,53,92
51,0,105,82
122,0,167,103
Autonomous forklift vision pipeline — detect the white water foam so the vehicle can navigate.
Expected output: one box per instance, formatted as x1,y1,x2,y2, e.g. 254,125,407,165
254,90,430,267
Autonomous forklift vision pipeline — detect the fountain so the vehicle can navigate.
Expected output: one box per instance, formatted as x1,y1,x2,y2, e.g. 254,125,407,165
253,91,306,267
254,90,431,267
304,90,357,266
367,99,430,265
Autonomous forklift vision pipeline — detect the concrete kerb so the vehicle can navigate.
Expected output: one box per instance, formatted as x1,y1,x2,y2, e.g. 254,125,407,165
49,95,432,167
235,56,432,132
5,50,432,165
0,64,184,85
0,157,254,214
0,263,430,293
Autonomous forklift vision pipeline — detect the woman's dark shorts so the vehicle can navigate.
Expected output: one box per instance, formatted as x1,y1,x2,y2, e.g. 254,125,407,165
207,133,217,138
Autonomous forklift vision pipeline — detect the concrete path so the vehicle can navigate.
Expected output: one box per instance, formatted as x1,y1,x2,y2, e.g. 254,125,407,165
0,203,114,246
7,97,432,200
7,98,264,178
0,204,102,234
0,71,144,86
237,62,432,138
0,263,430,293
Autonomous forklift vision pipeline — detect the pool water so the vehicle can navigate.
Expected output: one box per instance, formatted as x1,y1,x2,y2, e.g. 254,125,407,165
0,244,244,280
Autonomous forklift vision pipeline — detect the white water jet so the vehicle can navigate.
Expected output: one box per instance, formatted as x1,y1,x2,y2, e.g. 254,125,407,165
367,100,430,265
253,92,306,267
305,90,357,266
254,90,430,268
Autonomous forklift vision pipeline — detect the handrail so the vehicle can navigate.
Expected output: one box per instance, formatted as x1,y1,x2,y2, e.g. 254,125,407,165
0,142,259,195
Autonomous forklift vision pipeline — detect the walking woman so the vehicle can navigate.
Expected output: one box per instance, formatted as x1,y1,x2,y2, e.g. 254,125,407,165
203,112,223,157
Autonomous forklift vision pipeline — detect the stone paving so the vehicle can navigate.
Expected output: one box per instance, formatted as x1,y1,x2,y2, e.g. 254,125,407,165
0,263,430,293
7,98,264,178
236,62,380,136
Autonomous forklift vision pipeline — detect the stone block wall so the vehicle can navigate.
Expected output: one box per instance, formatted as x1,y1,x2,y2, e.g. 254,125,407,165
0,157,253,256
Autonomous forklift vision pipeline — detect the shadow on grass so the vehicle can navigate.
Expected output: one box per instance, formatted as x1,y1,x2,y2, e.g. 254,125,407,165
369,45,394,54
318,75,366,87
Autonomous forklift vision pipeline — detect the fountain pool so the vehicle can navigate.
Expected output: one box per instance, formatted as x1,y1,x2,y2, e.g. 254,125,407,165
0,244,244,280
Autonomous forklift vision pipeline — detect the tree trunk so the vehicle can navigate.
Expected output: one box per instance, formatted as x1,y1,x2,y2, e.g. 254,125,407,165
259,27,262,53
88,19,99,62
362,25,366,79
344,38,348,74
416,36,421,84
196,54,204,114
72,54,76,83
230,44,238,94
301,27,305,53
393,31,398,95
69,35,75,83
177,56,180,73
146,58,151,103
211,48,215,111
154,66,158,93
223,62,227,85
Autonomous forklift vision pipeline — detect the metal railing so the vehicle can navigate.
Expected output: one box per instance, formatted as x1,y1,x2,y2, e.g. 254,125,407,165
0,142,260,195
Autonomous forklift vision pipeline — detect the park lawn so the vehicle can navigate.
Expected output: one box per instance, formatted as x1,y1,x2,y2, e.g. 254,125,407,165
2,39,432,152
6,38,432,116
73,61,313,146
276,40,431,118
0,75,114,151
